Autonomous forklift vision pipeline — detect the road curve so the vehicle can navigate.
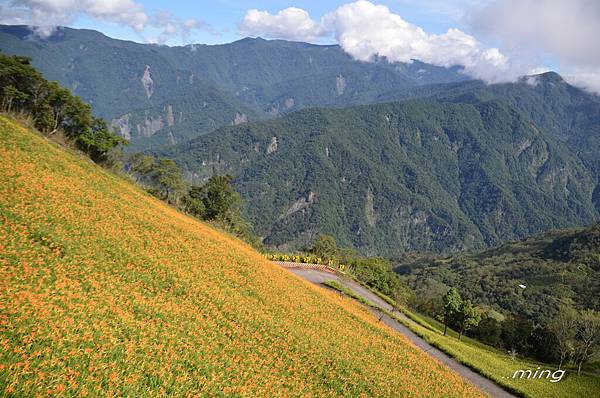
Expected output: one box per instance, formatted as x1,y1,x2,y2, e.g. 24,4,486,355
285,267,517,398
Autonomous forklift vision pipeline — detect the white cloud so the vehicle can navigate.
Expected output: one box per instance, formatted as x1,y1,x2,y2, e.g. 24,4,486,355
327,1,516,82
239,7,329,42
239,1,516,83
1,0,212,44
5,0,149,36
564,68,600,95
468,0,600,93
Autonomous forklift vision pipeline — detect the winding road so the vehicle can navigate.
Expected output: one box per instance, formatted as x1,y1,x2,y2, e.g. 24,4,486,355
284,265,516,398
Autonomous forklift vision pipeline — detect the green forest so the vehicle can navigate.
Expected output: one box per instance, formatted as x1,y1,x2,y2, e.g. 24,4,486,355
398,223,600,369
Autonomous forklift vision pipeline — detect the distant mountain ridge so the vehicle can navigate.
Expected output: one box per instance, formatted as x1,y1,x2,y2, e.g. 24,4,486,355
160,94,600,254
0,24,467,150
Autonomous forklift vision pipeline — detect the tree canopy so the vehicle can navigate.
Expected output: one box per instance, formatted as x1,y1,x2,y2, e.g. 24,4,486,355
0,53,126,162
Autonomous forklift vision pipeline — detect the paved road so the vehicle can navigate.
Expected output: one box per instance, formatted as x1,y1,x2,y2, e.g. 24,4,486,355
287,267,516,398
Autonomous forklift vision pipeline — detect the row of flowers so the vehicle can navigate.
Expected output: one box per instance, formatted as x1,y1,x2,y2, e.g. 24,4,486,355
264,253,348,271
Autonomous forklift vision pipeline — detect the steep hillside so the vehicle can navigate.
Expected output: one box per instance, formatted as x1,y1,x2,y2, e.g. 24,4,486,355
163,99,598,255
397,223,600,321
381,72,600,190
0,25,466,150
0,115,484,397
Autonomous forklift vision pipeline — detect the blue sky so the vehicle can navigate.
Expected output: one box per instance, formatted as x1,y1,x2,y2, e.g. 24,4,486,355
69,0,477,46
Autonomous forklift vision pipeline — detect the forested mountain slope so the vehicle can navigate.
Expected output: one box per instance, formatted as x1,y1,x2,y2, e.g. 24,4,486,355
162,99,598,254
381,72,600,162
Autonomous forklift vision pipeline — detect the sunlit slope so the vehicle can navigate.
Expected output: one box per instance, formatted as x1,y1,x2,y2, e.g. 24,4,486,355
0,116,483,397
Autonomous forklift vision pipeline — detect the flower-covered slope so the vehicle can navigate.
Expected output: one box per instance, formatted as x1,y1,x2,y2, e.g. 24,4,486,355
0,116,483,397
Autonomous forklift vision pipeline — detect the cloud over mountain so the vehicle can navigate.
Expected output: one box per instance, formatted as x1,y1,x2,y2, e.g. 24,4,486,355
239,1,516,83
239,7,328,42
0,0,210,44
2,0,148,36
468,0,600,93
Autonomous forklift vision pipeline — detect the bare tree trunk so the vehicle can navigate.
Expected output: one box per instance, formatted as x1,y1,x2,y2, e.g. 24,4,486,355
559,352,565,370
50,111,60,135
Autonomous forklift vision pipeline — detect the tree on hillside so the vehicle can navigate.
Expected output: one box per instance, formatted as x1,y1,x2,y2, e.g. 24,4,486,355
2,85,28,112
455,299,481,340
77,117,127,163
528,324,560,363
129,153,156,177
0,54,126,162
129,155,186,204
155,159,186,204
351,256,404,298
500,315,534,355
550,306,578,369
183,185,206,218
187,174,255,242
310,234,338,260
199,174,241,222
128,157,256,244
574,310,600,375
472,315,503,347
441,288,462,336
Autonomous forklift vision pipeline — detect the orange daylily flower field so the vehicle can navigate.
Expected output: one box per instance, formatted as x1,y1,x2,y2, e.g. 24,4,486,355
0,115,485,397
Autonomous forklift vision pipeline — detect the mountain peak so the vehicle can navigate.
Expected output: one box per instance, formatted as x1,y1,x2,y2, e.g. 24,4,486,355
234,36,267,44
520,70,565,87
536,71,564,83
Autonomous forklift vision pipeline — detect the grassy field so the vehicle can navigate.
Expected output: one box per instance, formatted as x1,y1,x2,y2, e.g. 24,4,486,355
323,278,600,398
0,115,487,397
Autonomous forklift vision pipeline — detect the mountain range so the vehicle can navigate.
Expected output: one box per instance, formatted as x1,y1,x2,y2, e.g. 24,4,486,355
0,25,466,150
160,92,599,255
2,24,600,255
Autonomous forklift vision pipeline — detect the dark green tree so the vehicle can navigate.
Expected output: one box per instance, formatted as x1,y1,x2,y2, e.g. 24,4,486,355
182,185,206,219
310,234,338,260
76,117,127,162
472,316,503,347
200,174,241,222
